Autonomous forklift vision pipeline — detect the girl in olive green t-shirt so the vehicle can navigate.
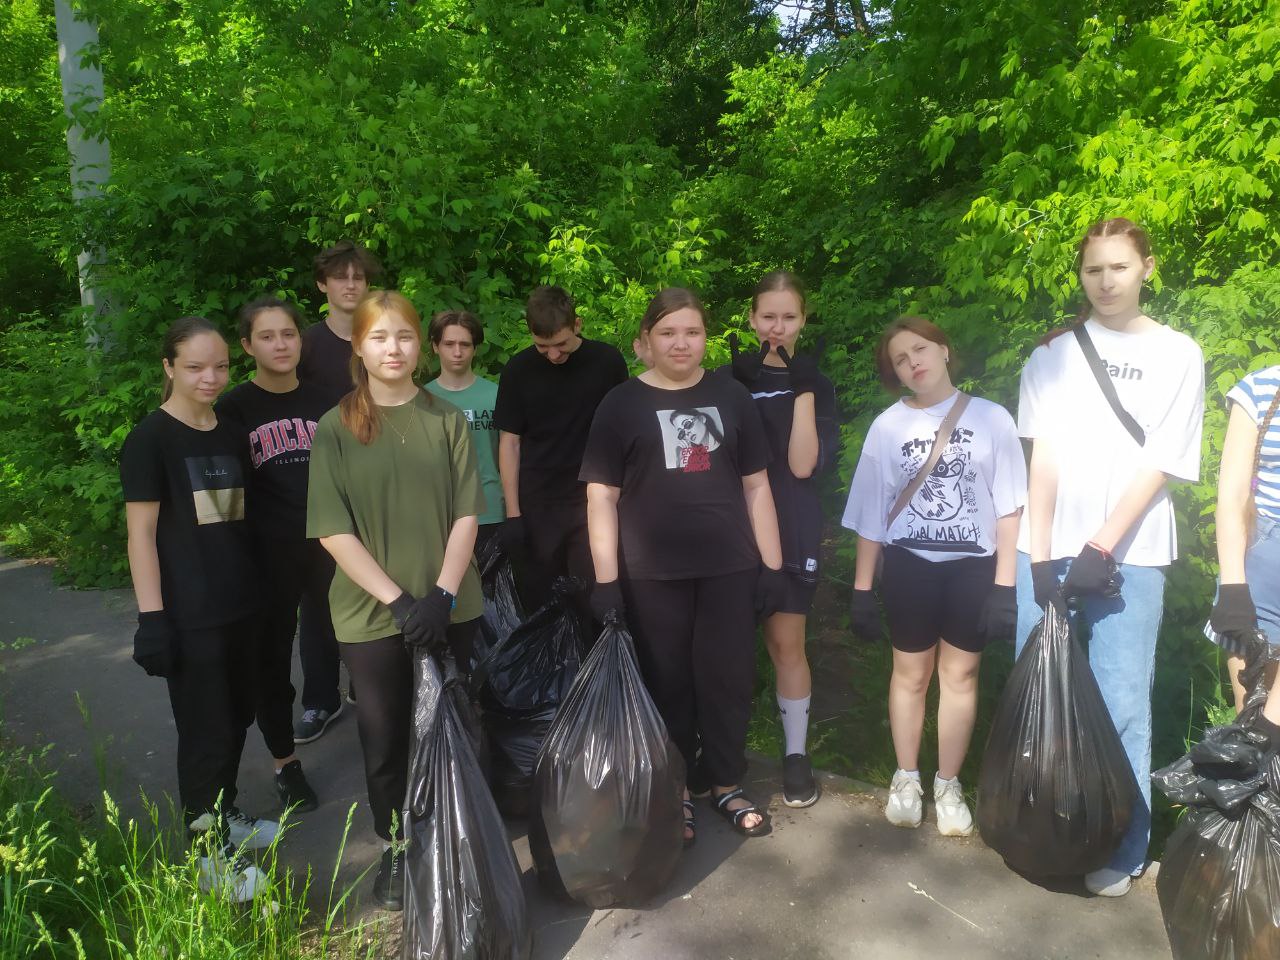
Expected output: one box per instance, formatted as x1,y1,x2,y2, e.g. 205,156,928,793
306,291,483,912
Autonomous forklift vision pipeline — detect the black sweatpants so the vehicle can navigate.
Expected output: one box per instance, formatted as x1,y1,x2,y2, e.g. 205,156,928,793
297,544,341,715
519,499,594,611
339,620,479,840
254,537,338,757
623,568,757,788
166,617,256,824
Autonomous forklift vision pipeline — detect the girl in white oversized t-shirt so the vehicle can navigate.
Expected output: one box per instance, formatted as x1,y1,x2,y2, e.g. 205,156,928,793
1015,217,1204,897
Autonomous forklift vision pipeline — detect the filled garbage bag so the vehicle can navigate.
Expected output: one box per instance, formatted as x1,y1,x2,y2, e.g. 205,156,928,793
1152,634,1280,960
528,617,684,908
475,576,585,818
475,537,525,670
977,603,1139,876
403,653,530,960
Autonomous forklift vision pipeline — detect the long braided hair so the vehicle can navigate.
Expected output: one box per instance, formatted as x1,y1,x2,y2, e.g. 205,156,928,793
1248,380,1280,540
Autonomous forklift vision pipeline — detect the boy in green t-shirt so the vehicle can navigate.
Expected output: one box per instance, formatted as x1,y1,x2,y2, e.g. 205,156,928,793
424,310,505,556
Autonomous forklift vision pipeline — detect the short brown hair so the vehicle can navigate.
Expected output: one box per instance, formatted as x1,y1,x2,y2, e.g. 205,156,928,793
313,240,383,283
428,309,484,346
875,316,951,391
640,287,706,334
525,285,576,338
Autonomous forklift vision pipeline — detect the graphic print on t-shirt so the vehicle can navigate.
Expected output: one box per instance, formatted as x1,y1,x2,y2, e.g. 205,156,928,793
657,406,724,473
896,427,982,553
185,455,246,525
248,418,319,468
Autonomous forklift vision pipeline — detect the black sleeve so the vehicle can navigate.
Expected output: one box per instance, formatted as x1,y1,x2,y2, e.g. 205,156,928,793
119,419,164,502
578,393,626,487
608,346,629,386
734,384,772,476
493,357,526,435
814,372,841,475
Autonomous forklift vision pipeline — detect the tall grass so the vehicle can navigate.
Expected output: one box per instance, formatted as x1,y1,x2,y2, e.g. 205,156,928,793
0,740,392,960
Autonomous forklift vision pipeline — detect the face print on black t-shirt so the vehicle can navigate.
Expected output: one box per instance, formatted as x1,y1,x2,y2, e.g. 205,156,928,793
657,406,724,473
185,454,247,525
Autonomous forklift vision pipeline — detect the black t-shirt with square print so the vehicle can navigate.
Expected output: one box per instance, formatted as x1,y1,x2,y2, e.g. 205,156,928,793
119,409,259,629
579,372,771,580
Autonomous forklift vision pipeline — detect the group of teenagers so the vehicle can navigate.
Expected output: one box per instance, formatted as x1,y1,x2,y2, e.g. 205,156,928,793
121,216,1280,909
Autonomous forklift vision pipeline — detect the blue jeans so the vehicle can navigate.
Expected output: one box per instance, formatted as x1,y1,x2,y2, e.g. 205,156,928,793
1015,551,1167,877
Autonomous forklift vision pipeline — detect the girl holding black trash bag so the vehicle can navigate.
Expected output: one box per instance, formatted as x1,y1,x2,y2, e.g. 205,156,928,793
120,316,277,902
1207,362,1280,739
725,271,839,809
1014,217,1205,897
842,316,1025,837
581,287,787,844
306,290,485,912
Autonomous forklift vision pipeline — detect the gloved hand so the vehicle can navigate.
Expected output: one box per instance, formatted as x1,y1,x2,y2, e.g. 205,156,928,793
728,333,770,385
1062,543,1119,599
388,588,454,652
849,589,883,643
978,584,1018,642
590,579,626,625
1030,561,1065,614
775,346,820,396
133,611,178,678
755,566,789,620
1210,583,1258,639
497,515,527,557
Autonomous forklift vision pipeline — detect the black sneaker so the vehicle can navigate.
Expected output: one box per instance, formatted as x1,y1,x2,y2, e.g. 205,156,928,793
275,759,319,813
782,753,820,808
372,847,404,911
293,704,343,744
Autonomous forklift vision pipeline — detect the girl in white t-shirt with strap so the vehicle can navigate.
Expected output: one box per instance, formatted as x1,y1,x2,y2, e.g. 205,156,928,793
843,316,1026,837
1014,217,1205,898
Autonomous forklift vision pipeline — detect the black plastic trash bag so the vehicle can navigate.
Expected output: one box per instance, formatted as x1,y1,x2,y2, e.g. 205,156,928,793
475,537,525,671
528,617,685,908
1152,634,1280,960
476,576,585,818
977,603,1139,876
403,653,530,960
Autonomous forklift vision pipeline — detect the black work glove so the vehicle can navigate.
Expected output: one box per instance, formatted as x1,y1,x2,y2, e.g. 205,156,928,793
755,566,789,621
728,333,770,385
849,589,883,643
1062,544,1119,600
133,611,178,678
775,346,820,396
497,515,527,557
1210,584,1259,639
590,579,626,625
978,584,1018,642
1030,561,1065,615
388,589,454,652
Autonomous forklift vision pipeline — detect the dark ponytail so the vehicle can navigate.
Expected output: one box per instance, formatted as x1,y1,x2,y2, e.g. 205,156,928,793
1039,217,1154,347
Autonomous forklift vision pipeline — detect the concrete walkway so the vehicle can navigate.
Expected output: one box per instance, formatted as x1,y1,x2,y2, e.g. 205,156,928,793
0,553,1173,959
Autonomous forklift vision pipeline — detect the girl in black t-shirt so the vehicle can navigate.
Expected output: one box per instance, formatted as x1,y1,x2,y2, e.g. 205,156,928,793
119,316,275,902
581,287,788,844
726,271,839,810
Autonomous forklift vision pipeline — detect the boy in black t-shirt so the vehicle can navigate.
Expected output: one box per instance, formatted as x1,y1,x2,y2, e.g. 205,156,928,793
217,298,334,812
494,286,628,610
296,241,382,707
298,240,382,408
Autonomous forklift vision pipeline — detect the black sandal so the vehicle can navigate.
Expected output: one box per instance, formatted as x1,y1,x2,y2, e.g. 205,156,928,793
712,788,771,837
682,799,697,849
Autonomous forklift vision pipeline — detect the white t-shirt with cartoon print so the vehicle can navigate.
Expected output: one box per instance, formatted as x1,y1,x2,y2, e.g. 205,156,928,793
842,392,1027,561
1016,318,1205,566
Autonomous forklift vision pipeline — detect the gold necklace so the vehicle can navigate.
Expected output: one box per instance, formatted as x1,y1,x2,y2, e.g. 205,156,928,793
384,402,415,445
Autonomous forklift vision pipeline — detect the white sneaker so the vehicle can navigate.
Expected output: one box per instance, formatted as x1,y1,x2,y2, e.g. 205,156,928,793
198,845,267,902
886,769,924,828
1085,867,1134,897
933,775,975,837
227,807,280,850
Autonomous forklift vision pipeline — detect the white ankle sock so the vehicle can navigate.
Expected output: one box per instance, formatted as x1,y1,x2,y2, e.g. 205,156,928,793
777,693,811,756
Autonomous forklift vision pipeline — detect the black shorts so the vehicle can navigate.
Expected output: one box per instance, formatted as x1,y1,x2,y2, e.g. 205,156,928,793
772,572,817,616
879,546,996,654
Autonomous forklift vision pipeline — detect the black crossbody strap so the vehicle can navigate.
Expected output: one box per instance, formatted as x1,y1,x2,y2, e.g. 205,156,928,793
1072,325,1146,446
